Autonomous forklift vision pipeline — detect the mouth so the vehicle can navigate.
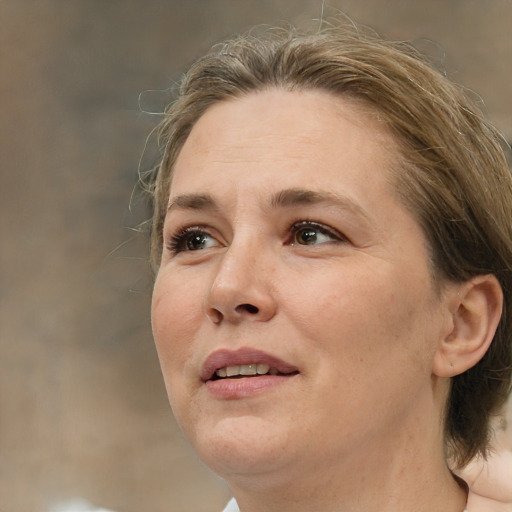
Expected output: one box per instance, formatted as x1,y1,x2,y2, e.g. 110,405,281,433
201,348,299,383
212,363,298,380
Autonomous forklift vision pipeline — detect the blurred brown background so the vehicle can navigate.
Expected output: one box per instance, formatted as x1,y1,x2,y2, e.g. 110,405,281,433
1,1,511,511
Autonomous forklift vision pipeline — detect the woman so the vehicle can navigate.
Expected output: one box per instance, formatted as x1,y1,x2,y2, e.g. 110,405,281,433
147,21,512,512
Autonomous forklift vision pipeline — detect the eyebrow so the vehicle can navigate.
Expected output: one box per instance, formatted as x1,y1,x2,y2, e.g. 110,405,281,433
269,188,371,221
167,193,218,212
167,188,371,222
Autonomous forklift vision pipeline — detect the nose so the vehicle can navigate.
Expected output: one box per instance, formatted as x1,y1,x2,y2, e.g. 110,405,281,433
204,240,278,325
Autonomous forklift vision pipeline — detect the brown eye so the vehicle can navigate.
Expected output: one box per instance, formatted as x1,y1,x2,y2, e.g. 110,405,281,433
290,222,342,246
295,226,320,245
186,233,211,250
168,228,220,254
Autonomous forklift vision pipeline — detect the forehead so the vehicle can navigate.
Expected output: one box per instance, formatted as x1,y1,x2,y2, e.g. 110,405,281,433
170,89,400,208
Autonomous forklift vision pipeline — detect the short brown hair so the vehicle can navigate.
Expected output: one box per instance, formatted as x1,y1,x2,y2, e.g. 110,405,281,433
146,21,512,467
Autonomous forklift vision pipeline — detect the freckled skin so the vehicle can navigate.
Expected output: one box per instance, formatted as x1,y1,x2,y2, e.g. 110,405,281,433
151,90,466,512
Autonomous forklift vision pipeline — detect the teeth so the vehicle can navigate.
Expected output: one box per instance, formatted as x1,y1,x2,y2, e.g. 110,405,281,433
215,363,272,378
216,367,227,378
257,363,270,375
226,365,240,377
240,364,257,376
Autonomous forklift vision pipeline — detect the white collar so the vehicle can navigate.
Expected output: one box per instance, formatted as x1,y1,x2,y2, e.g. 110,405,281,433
221,498,240,512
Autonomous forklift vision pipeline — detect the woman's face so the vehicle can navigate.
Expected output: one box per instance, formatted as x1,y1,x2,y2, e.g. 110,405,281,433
152,89,453,485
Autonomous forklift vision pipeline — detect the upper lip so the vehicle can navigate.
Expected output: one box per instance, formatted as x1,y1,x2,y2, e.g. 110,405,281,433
201,347,299,382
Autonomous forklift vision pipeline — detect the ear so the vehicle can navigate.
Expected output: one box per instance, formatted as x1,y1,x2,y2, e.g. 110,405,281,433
433,274,503,378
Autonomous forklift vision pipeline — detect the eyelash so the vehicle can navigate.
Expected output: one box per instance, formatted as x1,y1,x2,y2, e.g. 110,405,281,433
286,220,345,246
166,225,215,255
166,220,346,255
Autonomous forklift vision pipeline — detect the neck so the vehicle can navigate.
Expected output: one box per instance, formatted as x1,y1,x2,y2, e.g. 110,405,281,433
227,384,467,512
230,442,466,512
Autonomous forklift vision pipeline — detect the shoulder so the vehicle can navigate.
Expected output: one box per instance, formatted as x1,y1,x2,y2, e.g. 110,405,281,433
457,450,512,511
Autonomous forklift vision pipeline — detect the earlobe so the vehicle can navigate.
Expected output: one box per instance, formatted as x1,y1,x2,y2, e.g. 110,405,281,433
433,275,503,378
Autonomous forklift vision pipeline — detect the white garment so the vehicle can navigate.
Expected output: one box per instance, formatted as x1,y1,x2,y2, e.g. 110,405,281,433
221,498,239,512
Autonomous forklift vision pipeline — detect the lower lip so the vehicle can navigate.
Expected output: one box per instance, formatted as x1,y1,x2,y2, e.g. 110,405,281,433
205,374,296,399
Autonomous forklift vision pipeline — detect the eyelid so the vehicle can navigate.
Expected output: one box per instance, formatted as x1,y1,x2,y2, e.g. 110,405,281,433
287,220,347,245
165,224,220,255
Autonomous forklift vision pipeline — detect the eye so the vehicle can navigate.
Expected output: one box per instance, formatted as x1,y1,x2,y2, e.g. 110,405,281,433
167,226,220,254
289,221,344,246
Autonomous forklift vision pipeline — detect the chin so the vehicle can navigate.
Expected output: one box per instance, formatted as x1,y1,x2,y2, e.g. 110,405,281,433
189,414,294,479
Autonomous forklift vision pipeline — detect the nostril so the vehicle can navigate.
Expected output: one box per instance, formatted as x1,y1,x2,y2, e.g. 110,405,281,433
236,303,259,314
207,308,224,324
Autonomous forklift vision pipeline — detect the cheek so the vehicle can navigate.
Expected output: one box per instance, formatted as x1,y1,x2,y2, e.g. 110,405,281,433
151,274,206,431
151,272,204,375
283,265,428,367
